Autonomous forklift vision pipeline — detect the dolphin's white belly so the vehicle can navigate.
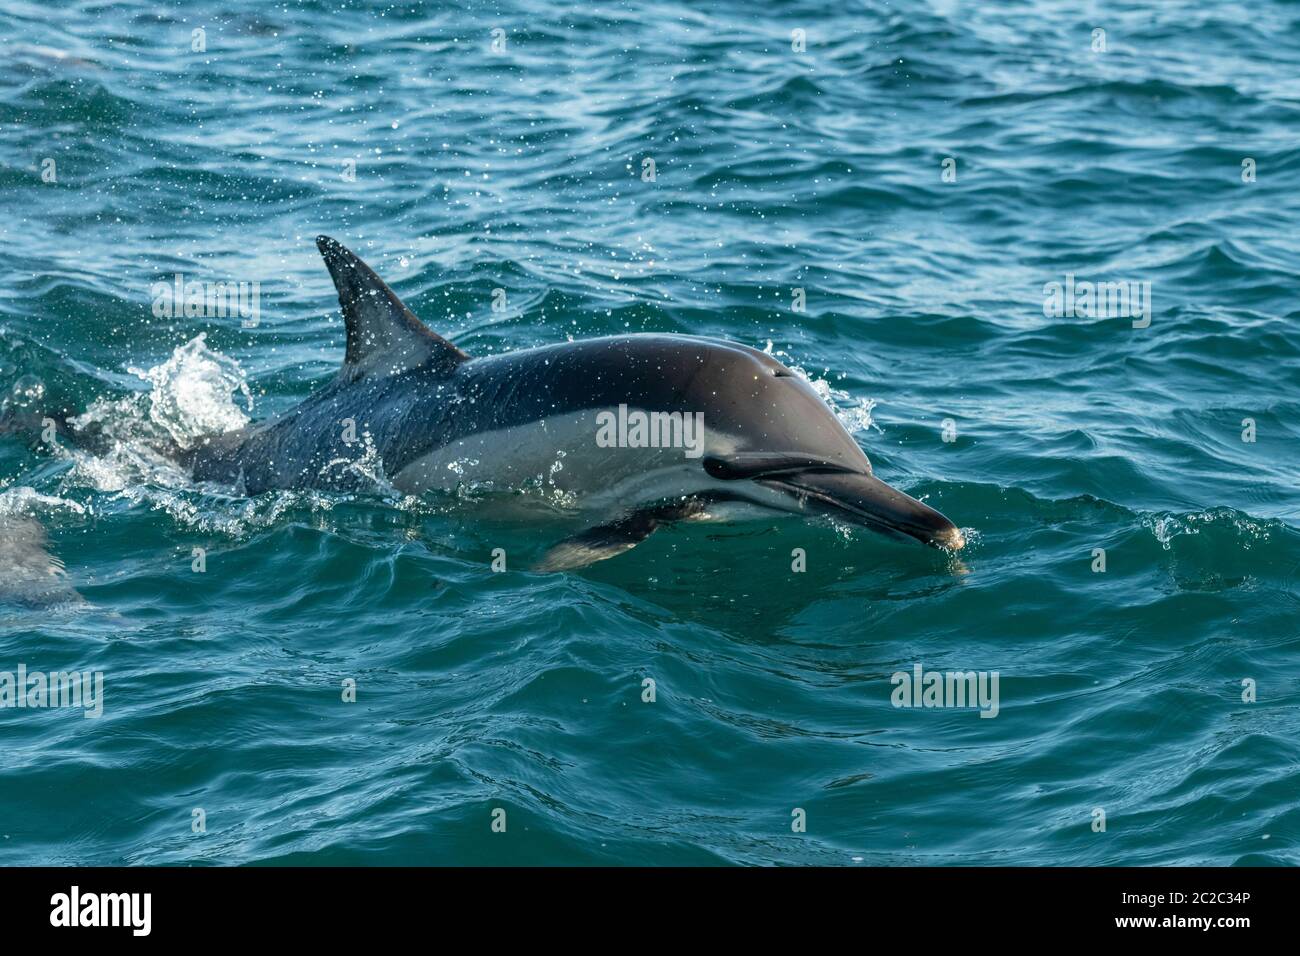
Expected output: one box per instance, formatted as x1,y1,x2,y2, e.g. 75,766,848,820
390,409,771,518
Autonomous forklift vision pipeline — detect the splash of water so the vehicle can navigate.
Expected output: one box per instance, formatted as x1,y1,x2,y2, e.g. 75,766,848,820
126,333,253,449
65,335,252,494
1144,509,1272,551
320,430,401,497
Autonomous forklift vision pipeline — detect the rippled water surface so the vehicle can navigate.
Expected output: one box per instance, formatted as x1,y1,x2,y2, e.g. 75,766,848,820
1,0,1298,865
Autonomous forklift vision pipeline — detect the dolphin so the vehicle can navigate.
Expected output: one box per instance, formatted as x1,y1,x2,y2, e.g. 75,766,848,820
183,236,964,569
0,514,84,608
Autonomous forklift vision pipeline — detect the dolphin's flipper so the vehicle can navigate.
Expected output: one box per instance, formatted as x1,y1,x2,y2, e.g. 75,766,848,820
534,498,711,571
316,235,469,380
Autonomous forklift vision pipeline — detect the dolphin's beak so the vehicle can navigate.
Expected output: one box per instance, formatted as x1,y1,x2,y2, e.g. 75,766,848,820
762,470,965,550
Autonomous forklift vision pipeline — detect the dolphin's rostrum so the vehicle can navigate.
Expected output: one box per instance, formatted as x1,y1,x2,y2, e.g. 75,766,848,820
185,237,964,568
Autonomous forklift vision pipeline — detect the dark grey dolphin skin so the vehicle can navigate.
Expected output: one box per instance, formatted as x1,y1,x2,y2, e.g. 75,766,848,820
184,237,964,568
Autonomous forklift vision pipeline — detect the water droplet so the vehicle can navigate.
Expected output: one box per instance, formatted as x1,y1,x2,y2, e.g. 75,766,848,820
11,374,45,406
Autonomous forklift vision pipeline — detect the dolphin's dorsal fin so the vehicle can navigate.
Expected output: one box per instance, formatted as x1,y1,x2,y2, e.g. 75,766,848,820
316,235,468,379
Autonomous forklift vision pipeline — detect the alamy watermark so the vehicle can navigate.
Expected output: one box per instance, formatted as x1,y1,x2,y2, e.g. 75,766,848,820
595,404,705,458
891,663,999,718
1043,274,1151,328
151,273,261,328
0,664,103,718
50,886,150,936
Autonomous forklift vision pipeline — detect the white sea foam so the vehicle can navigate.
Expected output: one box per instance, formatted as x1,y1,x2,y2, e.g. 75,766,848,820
125,333,253,449
1144,509,1271,551
65,334,252,494
49,336,342,535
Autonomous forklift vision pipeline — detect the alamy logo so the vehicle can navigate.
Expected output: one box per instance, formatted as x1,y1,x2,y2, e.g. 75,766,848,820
50,886,151,936
1043,274,1151,328
151,273,261,328
891,663,1000,718
595,404,705,459
0,664,103,718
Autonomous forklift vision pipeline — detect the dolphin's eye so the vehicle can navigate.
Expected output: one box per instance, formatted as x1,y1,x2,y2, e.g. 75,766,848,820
772,369,793,378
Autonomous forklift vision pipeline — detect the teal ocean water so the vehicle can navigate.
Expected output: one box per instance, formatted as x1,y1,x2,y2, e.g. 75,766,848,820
1,0,1298,866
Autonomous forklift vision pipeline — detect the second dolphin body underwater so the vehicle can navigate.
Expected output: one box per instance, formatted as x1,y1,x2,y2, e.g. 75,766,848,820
183,237,964,569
